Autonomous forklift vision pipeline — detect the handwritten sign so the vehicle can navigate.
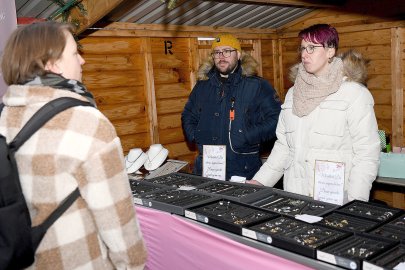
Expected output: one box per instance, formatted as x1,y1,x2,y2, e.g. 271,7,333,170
314,160,345,205
203,145,226,180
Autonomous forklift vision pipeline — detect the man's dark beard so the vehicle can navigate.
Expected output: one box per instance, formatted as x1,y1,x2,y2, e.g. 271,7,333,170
217,61,238,75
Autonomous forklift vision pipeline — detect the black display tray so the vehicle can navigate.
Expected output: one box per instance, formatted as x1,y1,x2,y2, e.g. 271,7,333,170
143,172,215,188
368,213,405,241
363,243,405,270
133,188,217,216
336,200,401,222
252,188,338,217
184,199,279,235
242,216,350,258
129,179,170,198
317,212,380,233
317,233,398,270
196,180,273,203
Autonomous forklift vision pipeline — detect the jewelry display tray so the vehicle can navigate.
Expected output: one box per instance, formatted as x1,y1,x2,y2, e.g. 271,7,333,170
335,200,402,222
184,199,280,235
195,180,273,203
368,213,405,241
242,216,350,258
363,243,405,270
251,188,338,217
142,172,216,189
133,188,218,216
317,212,381,233
129,179,170,198
317,232,398,270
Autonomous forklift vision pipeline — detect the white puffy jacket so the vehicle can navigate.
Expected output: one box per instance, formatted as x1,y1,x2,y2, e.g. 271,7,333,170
254,52,380,202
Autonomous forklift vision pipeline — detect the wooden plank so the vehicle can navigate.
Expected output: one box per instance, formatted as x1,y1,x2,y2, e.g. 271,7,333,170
150,38,191,53
165,141,196,158
80,37,142,54
368,74,391,91
83,54,144,71
83,22,277,38
92,86,145,106
158,114,182,129
339,30,391,47
152,54,186,69
82,70,144,87
367,60,391,75
153,69,181,84
112,117,149,136
374,105,393,120
141,37,159,144
369,89,391,105
159,127,186,145
155,83,190,99
391,27,404,147
120,133,151,154
156,98,189,115
98,102,146,121
189,37,199,89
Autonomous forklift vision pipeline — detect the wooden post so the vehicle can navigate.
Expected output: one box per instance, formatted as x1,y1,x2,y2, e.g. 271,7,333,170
141,37,160,144
391,27,404,147
188,37,199,89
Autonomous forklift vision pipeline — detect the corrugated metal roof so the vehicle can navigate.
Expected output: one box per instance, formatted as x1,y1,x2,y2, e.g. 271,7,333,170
15,0,315,29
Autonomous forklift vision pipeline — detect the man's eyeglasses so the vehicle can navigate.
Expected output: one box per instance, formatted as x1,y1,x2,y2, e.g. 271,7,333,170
211,49,237,59
298,45,324,54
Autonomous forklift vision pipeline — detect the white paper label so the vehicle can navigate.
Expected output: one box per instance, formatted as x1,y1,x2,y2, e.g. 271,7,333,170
242,228,257,240
133,198,143,205
203,145,226,180
184,210,197,220
317,251,337,265
314,160,345,205
362,261,384,270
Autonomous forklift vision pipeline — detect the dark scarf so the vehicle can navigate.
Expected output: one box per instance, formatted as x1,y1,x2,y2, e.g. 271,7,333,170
25,73,97,107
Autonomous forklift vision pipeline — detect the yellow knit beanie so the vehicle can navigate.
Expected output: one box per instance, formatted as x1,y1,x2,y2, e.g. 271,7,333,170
211,34,241,52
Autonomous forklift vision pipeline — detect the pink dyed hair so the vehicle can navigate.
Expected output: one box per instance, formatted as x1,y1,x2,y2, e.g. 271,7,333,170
298,24,339,50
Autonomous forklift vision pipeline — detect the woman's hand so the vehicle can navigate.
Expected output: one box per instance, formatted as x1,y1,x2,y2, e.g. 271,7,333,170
245,180,263,186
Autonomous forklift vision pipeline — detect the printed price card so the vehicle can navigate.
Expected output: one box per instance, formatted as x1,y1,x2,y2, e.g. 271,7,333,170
314,160,345,205
203,145,226,180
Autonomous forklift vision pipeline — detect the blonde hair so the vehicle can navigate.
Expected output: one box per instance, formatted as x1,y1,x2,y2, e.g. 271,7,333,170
1,21,74,85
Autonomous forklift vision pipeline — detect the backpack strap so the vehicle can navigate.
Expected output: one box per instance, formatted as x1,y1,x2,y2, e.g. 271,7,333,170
10,97,92,151
31,188,80,250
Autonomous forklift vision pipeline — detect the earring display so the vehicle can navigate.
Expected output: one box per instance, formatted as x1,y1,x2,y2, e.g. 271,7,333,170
143,172,215,189
369,213,405,241
135,189,216,216
363,244,405,270
185,199,279,234
253,190,337,217
196,180,271,203
245,216,348,258
317,234,397,270
319,212,379,232
337,200,401,222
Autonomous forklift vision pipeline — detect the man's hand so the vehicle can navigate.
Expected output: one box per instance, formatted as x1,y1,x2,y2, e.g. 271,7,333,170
245,180,263,186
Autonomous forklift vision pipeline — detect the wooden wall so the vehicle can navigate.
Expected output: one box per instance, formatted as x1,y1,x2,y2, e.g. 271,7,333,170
79,9,405,168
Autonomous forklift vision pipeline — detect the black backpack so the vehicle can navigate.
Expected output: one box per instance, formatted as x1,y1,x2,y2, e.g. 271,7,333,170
0,97,92,270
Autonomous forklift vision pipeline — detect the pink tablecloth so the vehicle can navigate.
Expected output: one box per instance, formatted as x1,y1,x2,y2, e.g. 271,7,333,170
135,206,314,270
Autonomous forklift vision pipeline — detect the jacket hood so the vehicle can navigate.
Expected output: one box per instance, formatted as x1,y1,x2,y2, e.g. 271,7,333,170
197,52,259,80
288,49,369,85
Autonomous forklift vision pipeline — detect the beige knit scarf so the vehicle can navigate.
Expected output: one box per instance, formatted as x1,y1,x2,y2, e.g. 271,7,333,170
292,57,344,117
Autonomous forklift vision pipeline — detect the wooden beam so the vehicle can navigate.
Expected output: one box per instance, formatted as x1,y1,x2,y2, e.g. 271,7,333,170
69,0,126,34
214,0,345,8
391,27,404,147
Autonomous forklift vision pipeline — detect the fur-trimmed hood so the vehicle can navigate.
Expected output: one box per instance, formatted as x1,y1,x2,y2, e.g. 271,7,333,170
288,49,369,85
197,52,259,80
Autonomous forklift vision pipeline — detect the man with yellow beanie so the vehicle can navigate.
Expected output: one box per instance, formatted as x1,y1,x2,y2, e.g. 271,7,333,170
182,33,281,180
